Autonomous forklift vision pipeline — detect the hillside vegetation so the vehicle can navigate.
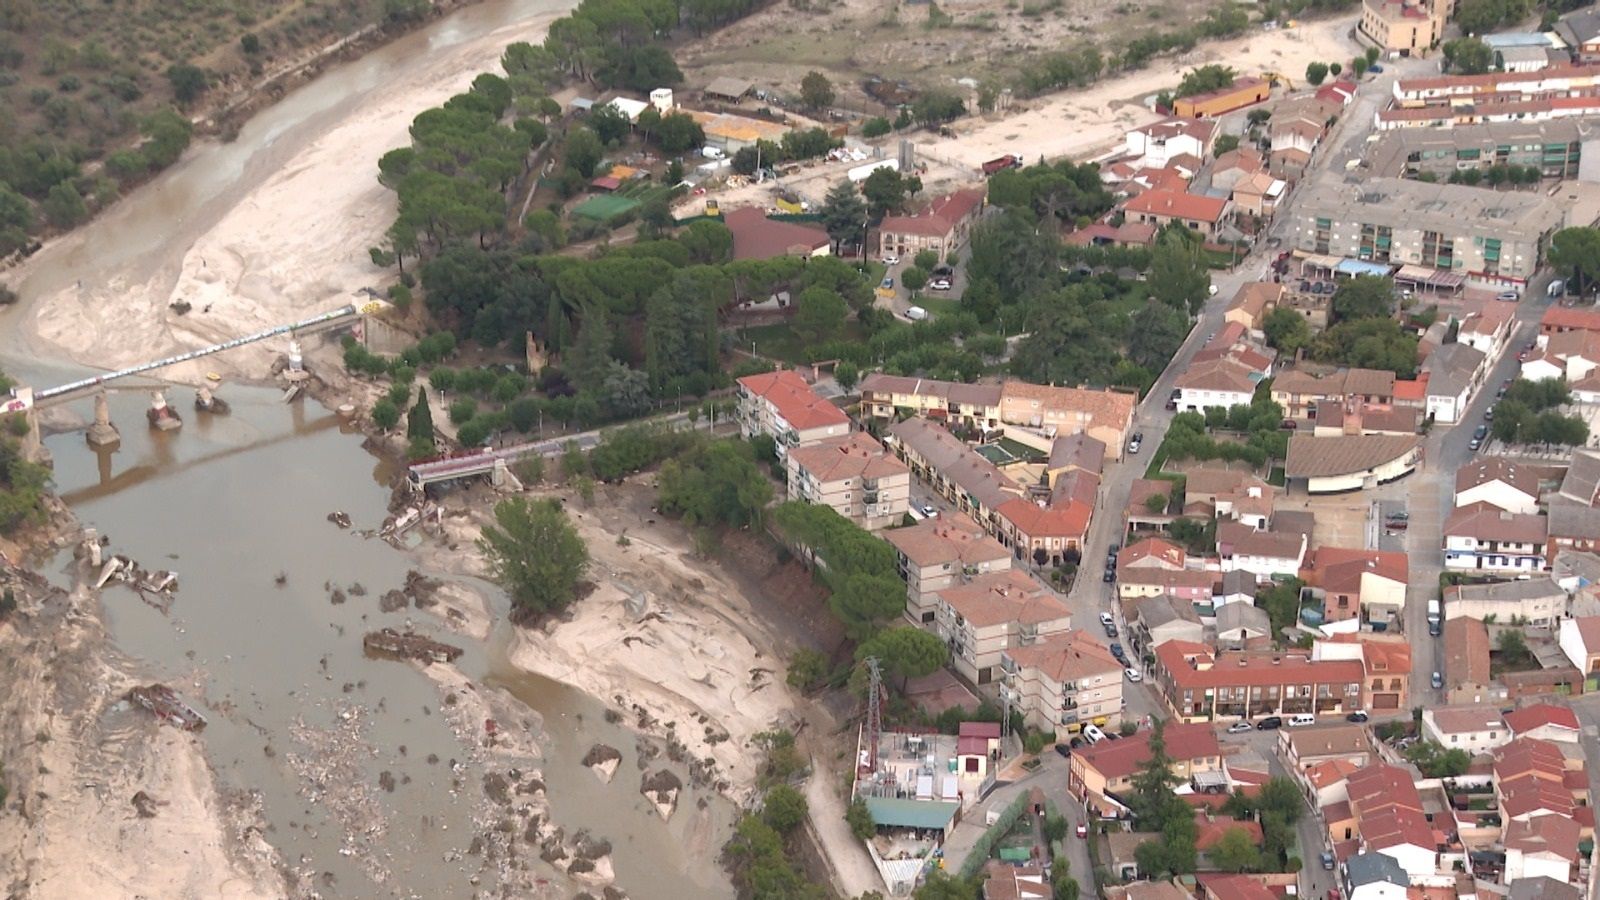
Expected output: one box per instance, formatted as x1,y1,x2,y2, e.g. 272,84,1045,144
0,0,434,260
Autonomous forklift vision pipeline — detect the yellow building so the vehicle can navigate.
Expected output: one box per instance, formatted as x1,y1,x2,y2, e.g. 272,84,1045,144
1360,0,1452,57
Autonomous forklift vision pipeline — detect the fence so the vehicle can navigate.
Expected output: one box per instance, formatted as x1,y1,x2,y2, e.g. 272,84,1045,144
956,790,1033,881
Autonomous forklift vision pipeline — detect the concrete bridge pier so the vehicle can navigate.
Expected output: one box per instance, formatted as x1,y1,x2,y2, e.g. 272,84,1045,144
86,391,121,448
18,405,48,466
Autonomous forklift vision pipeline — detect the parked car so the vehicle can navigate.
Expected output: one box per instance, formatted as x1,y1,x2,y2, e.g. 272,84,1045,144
1109,643,1126,661
1496,290,1520,302
1346,711,1370,723
1083,724,1108,744
1076,823,1089,839
1321,852,1336,871
1108,542,1120,553
1099,612,1115,627
1125,667,1142,683
1432,671,1444,689
1429,619,1442,637
1385,520,1408,531
1388,511,1409,521
1486,407,1495,421
1281,419,1298,430
1474,425,1489,440
1469,438,1482,451
1369,63,1384,72
1102,570,1115,582
882,254,900,266
1256,716,1283,730
929,278,953,291
1104,623,1118,638
1227,721,1254,734
1054,743,1071,758
917,501,939,518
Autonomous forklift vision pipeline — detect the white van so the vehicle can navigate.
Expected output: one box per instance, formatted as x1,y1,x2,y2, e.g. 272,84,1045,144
1288,713,1316,727
1083,724,1108,744
905,306,928,321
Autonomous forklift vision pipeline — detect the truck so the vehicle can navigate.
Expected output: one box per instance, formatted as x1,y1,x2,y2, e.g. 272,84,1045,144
981,154,1022,176
847,158,899,182
1548,278,1566,299
1427,598,1442,631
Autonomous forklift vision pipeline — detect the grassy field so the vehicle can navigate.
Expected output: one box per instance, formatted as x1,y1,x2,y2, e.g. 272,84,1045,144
741,320,869,364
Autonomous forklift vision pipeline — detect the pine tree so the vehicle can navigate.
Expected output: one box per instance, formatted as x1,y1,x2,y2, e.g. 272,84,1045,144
407,386,435,443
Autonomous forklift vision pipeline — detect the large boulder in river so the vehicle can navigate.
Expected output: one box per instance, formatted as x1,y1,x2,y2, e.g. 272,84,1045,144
640,769,681,821
582,744,622,784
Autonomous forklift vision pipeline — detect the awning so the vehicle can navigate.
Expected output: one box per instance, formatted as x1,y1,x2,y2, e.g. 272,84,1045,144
1336,258,1395,278
1297,252,1343,271
1193,770,1230,788
1394,264,1466,289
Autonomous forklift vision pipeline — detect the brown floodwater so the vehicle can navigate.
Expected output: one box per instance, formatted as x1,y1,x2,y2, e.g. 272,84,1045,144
0,0,740,895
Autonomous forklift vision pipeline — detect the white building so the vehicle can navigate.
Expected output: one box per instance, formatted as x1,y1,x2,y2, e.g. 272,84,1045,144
1421,705,1510,755
1173,359,1258,413
1504,815,1582,885
1443,502,1550,574
1218,521,1307,578
1454,458,1542,515
1124,118,1218,169
1443,578,1567,629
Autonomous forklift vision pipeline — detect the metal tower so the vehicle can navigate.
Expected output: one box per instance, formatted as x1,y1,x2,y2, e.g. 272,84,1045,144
864,656,883,773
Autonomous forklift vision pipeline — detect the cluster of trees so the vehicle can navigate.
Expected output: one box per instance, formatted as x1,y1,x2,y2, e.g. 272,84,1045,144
657,438,773,529
722,730,827,898
729,127,844,176
0,410,49,534
1174,64,1236,99
973,217,1204,397
478,496,590,616
1119,3,1251,71
1443,37,1494,75
1549,226,1600,297
1161,396,1290,470
1218,776,1308,871
770,502,907,640
1404,740,1472,777
1254,577,1305,639
1304,60,1345,86
1455,0,1532,34
1492,378,1589,446
1431,163,1545,187
1303,276,1419,377
1128,719,1203,877
986,160,1114,227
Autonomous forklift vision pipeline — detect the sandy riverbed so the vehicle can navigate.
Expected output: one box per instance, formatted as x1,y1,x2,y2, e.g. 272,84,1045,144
17,8,568,383
0,571,284,900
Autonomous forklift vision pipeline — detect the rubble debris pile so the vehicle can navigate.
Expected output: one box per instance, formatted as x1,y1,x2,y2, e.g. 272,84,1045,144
362,628,463,664
127,684,207,731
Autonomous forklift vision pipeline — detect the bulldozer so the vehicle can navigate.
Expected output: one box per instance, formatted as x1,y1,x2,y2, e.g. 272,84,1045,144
1261,70,1294,90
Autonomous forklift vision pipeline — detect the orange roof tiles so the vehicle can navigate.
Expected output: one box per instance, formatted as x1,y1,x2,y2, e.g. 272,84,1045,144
996,497,1091,540
737,370,849,431
1122,188,1230,224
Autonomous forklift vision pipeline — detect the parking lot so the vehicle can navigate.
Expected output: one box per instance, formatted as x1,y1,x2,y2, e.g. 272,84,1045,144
1288,492,1374,551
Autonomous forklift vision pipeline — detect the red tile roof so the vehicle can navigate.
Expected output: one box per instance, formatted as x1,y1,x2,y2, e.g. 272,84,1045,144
1075,721,1221,781
1503,703,1581,736
1121,537,1188,570
995,497,1092,540
879,187,985,238
724,206,831,260
737,370,849,431
1301,548,1409,592
1347,764,1433,852
1444,501,1549,545
1504,814,1581,862
1542,304,1600,333
1195,814,1263,851
1122,188,1230,224
1155,642,1366,690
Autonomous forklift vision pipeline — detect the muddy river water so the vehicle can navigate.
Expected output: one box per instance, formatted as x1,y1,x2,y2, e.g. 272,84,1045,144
0,1,739,896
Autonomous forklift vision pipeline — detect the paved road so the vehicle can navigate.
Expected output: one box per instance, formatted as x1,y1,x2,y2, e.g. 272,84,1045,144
939,754,1095,897
1562,697,1600,900
1399,280,1556,704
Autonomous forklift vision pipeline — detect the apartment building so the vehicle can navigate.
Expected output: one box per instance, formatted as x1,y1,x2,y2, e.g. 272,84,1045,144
857,374,1003,430
1001,629,1123,733
885,515,1012,626
735,370,850,459
784,433,911,531
878,187,986,260
1272,368,1396,419
1366,120,1589,181
859,376,1136,454
1152,641,1368,722
1291,178,1565,284
935,570,1072,685
1359,0,1451,57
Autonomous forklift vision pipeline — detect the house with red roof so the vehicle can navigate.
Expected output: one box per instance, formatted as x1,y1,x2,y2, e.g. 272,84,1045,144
1343,764,1438,880
877,187,986,260
1298,547,1409,627
1493,737,1587,828
1503,704,1582,744
723,206,831,260
1505,814,1582,884
1068,721,1222,815
995,497,1092,568
735,370,849,460
1121,189,1232,239
935,570,1072,685
1540,304,1600,342
1152,641,1370,722
956,721,1002,778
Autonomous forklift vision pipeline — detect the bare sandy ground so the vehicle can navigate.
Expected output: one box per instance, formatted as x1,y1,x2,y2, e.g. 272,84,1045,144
0,576,283,900
939,17,1363,166
19,9,567,383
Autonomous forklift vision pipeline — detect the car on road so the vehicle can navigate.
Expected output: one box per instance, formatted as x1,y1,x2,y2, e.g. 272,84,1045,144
1099,612,1115,627
1076,823,1089,839
1128,433,1143,454
1108,542,1120,553
1321,852,1336,871
1054,743,1071,758
1474,425,1489,440
917,501,938,518
1109,643,1126,661
880,277,894,291
929,278,952,291
1102,570,1115,582
1432,671,1444,689
1280,419,1297,430
1385,520,1408,531
1486,407,1495,421
1125,667,1142,682
1103,622,1118,638
1369,63,1384,72
1256,716,1283,730
1227,721,1254,734
881,254,899,266
1429,619,1442,637
1388,511,1408,521
1346,711,1369,723
1469,437,1482,451
1083,724,1108,744
1496,290,1520,302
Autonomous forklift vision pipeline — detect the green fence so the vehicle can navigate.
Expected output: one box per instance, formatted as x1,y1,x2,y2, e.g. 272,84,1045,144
957,791,1033,881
